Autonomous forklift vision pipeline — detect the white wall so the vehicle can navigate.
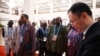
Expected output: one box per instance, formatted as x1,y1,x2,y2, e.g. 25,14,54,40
95,8,100,18
0,8,100,27
0,13,20,26
34,11,69,27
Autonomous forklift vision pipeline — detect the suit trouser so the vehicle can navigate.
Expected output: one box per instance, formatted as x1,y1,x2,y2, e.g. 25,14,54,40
39,41,47,56
47,50,62,56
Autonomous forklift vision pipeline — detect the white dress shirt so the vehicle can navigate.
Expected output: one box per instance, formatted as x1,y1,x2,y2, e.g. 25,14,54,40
83,22,96,35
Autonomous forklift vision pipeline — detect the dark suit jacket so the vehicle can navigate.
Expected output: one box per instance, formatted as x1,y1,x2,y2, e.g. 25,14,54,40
75,22,100,56
18,23,35,56
36,28,47,40
46,25,68,54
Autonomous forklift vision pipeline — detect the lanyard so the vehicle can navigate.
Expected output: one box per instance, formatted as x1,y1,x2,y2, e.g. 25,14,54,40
20,24,26,36
41,27,47,37
53,25,61,35
8,27,13,36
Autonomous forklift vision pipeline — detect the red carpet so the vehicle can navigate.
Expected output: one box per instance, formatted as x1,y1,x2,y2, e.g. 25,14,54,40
0,46,6,56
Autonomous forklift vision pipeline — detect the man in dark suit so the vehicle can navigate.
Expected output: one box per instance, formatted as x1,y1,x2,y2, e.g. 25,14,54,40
47,17,68,56
36,22,48,56
17,14,35,56
68,2,100,56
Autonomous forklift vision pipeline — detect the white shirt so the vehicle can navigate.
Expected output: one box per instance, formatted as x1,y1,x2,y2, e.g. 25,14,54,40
83,22,96,35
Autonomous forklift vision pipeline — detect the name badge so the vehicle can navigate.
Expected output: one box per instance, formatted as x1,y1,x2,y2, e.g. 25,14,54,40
52,35,57,41
68,39,70,46
43,37,47,42
20,36,23,43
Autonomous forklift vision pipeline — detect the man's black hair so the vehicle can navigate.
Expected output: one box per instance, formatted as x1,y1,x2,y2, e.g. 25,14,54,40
68,2,92,17
21,14,29,19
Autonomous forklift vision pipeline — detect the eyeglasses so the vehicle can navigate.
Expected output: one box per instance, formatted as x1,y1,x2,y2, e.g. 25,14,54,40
70,18,79,25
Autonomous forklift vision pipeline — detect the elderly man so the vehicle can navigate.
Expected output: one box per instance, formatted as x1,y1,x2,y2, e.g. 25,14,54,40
68,2,100,56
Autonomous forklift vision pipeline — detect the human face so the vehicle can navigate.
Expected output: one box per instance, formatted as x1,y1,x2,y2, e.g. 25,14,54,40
68,11,84,32
20,15,27,23
18,20,23,26
8,21,13,27
56,18,61,25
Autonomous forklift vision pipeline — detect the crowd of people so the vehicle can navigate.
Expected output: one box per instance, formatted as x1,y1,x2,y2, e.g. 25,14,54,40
0,2,100,56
